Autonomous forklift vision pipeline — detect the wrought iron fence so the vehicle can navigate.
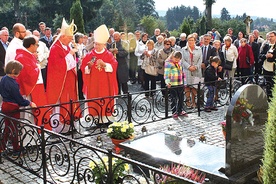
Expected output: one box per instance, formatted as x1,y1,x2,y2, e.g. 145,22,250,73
0,74,272,183
0,115,206,183
1,74,271,137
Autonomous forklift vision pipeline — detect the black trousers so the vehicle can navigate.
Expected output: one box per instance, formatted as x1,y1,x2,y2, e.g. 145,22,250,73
263,69,275,100
169,85,184,115
118,82,128,95
144,72,156,96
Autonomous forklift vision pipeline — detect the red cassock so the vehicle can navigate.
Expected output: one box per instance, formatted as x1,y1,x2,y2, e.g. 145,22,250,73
15,49,51,130
81,48,118,119
46,41,80,123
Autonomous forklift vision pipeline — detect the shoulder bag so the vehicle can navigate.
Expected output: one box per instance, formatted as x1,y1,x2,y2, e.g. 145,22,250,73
224,49,233,70
144,59,158,76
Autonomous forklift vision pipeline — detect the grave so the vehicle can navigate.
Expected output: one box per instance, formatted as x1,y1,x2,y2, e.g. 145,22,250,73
225,84,268,178
120,84,268,183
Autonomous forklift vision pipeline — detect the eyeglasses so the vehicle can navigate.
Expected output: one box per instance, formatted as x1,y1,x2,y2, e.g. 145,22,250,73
18,31,26,33
166,44,171,46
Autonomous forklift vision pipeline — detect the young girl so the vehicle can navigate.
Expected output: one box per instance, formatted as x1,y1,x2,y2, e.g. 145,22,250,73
204,56,221,112
164,51,188,119
0,60,36,155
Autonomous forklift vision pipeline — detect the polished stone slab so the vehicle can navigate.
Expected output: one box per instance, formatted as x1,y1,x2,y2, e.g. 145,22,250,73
121,132,227,178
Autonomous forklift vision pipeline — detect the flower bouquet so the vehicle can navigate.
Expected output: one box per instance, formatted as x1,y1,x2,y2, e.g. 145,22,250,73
233,98,254,126
89,156,129,183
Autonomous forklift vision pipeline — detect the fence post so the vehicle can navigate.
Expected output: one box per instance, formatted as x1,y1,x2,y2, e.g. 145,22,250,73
127,93,132,123
165,88,169,118
40,125,47,184
197,82,201,117
107,149,113,184
69,99,75,138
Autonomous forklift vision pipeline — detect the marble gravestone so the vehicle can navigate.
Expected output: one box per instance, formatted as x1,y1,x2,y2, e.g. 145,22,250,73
225,84,268,176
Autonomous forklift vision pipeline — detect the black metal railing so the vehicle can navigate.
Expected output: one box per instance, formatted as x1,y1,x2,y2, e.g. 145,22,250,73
0,74,272,183
0,116,206,184
1,74,271,138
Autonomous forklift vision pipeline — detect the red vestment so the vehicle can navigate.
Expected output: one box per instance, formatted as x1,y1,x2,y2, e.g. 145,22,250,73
47,40,80,123
81,48,118,118
15,49,50,130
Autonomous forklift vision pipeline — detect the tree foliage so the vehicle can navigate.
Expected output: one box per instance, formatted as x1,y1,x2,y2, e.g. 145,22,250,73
166,5,200,31
139,15,158,35
70,0,85,34
134,0,158,18
220,8,231,21
179,17,192,35
262,80,276,183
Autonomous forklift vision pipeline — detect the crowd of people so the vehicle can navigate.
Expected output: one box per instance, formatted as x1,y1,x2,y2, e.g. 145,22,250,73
0,19,275,126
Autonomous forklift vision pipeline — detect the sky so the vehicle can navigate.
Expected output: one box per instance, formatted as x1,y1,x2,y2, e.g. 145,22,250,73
154,0,275,20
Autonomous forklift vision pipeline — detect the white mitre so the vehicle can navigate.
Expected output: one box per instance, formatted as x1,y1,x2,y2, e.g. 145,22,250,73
94,24,109,44
60,18,77,36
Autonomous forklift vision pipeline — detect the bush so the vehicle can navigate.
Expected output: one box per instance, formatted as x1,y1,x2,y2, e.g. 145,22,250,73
262,78,276,183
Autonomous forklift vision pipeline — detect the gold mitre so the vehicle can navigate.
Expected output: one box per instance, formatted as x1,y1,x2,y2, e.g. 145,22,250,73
94,24,110,44
60,18,77,36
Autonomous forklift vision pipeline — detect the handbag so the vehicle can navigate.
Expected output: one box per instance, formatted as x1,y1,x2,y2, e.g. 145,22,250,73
223,49,233,70
144,62,158,76
224,60,233,70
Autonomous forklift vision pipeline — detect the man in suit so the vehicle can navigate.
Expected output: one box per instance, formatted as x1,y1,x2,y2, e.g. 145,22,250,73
0,29,9,107
201,34,216,76
248,34,260,76
0,29,9,78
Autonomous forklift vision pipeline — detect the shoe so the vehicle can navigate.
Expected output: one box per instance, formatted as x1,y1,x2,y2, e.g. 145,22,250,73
210,106,218,111
12,151,21,158
204,108,211,112
172,113,178,119
178,111,188,117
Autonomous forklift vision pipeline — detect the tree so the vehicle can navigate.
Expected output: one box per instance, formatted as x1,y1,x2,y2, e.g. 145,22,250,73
220,8,231,21
203,0,216,31
70,0,85,33
139,15,158,35
135,0,158,18
165,5,200,31
179,18,191,35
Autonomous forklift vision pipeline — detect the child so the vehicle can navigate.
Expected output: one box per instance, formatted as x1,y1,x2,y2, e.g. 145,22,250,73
164,51,188,119
204,56,221,112
0,60,36,156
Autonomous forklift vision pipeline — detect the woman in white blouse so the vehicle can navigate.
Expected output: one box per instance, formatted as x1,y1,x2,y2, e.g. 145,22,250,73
222,36,238,78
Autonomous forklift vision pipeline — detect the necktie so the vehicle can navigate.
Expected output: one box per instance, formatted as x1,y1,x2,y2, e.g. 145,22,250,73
203,46,207,62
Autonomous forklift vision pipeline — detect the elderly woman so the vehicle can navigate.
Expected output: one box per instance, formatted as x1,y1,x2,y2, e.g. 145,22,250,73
182,34,202,109
157,38,174,95
154,35,164,51
238,38,254,84
135,33,149,88
222,36,238,78
141,40,158,97
169,36,181,52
